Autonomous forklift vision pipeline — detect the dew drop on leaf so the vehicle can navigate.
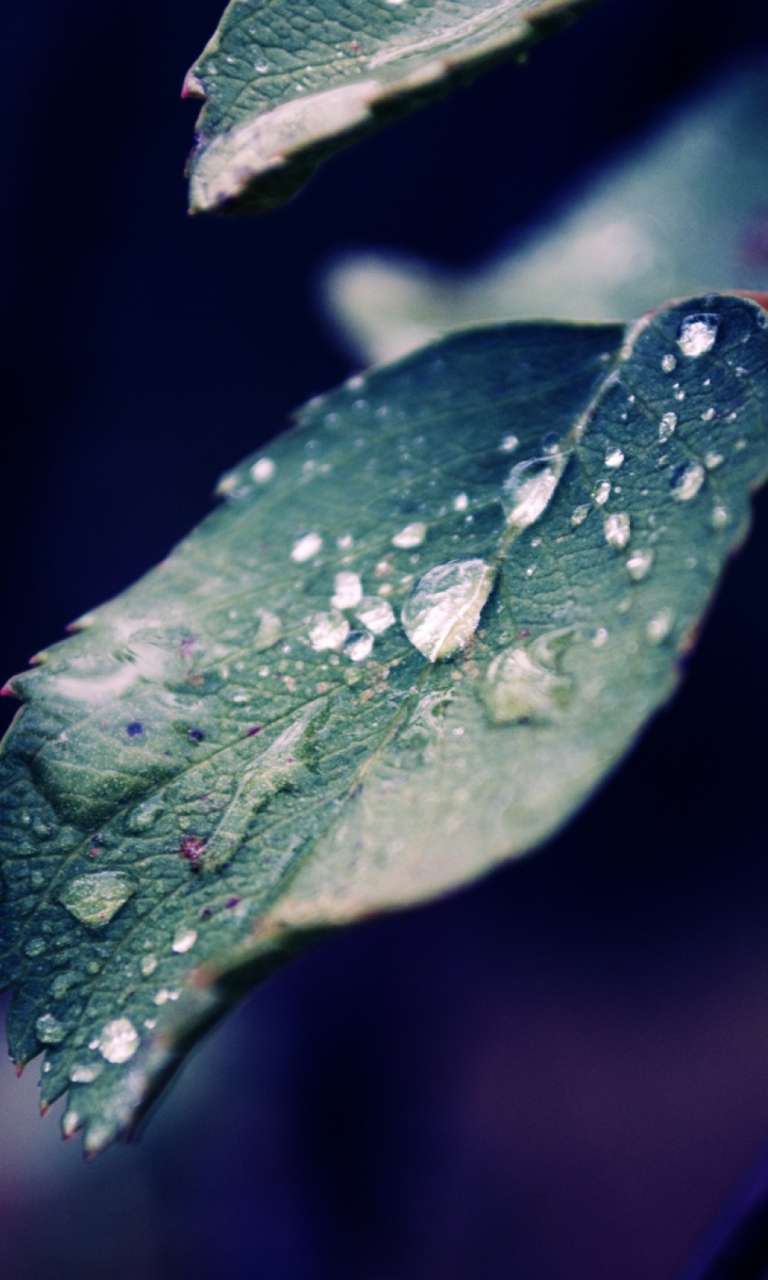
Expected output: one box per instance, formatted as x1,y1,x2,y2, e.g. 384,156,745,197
401,559,495,662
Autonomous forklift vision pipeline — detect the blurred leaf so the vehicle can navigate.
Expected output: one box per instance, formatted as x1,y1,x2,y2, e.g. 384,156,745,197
324,66,768,363
2,294,768,1152
184,0,602,215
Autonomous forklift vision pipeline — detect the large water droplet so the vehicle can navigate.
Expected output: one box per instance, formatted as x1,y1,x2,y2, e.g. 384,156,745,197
36,1013,67,1044
355,596,395,634
331,571,363,610
402,559,495,662
309,610,349,652
59,872,135,928
502,454,567,531
98,1017,139,1064
678,312,719,358
670,462,705,502
480,632,573,724
604,512,631,549
605,447,624,469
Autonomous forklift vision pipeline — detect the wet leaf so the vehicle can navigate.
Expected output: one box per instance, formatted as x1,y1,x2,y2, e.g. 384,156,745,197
2,293,768,1152
324,66,768,362
184,0,602,215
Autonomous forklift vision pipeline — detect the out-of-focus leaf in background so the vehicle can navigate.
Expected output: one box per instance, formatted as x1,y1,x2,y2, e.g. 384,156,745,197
324,65,768,364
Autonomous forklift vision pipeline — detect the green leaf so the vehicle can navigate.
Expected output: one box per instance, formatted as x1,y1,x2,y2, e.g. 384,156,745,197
2,293,768,1153
324,66,768,362
184,0,602,215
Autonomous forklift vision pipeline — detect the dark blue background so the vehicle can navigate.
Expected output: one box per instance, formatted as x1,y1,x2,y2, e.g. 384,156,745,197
4,2,768,1277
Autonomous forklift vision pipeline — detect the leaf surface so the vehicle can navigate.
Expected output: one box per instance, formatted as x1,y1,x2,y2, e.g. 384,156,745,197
2,294,768,1151
184,0,601,214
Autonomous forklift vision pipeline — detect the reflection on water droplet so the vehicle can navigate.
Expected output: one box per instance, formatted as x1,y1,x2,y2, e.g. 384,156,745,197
571,504,590,527
254,58,269,73
604,512,631,549
141,954,158,977
711,505,729,529
355,596,395,634
662,353,677,373
592,628,609,648
291,532,323,562
670,462,705,502
503,454,567,531
331,571,362,609
36,1013,66,1044
626,549,654,580
309,610,349,652
59,872,135,928
605,448,624,468
659,412,676,442
98,1017,139,1064
402,559,495,662
593,480,611,506
704,451,724,470
701,407,716,422
501,434,519,452
250,457,275,482
453,493,469,511
646,610,673,643
172,928,197,954
392,522,426,549
344,630,374,662
480,632,573,724
70,1063,102,1084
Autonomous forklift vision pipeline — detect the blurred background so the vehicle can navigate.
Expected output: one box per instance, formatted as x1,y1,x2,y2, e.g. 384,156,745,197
4,0,768,1276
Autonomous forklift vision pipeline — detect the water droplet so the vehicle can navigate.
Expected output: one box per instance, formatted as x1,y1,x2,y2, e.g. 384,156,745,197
453,493,469,511
309,610,349,652
402,559,495,662
253,609,282,652
593,480,611,506
678,312,719,357
25,937,46,958
711,505,729,529
605,448,624,468
343,630,374,662
250,457,275,482
626,549,654,580
59,872,135,928
604,512,631,549
500,434,519,452
673,387,686,402
571,504,590,527
661,353,677,373
355,597,395,634
502,454,567,531
646,610,673,643
480,632,573,724
670,462,705,502
291,532,323,562
154,988,179,1005
704,451,724,470
331,571,363,609
70,1063,102,1084
254,58,269,73
172,928,197,955
659,412,677,442
36,1013,66,1044
592,628,609,648
98,1017,139,1064
141,954,158,977
701,407,716,422
392,522,426,549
